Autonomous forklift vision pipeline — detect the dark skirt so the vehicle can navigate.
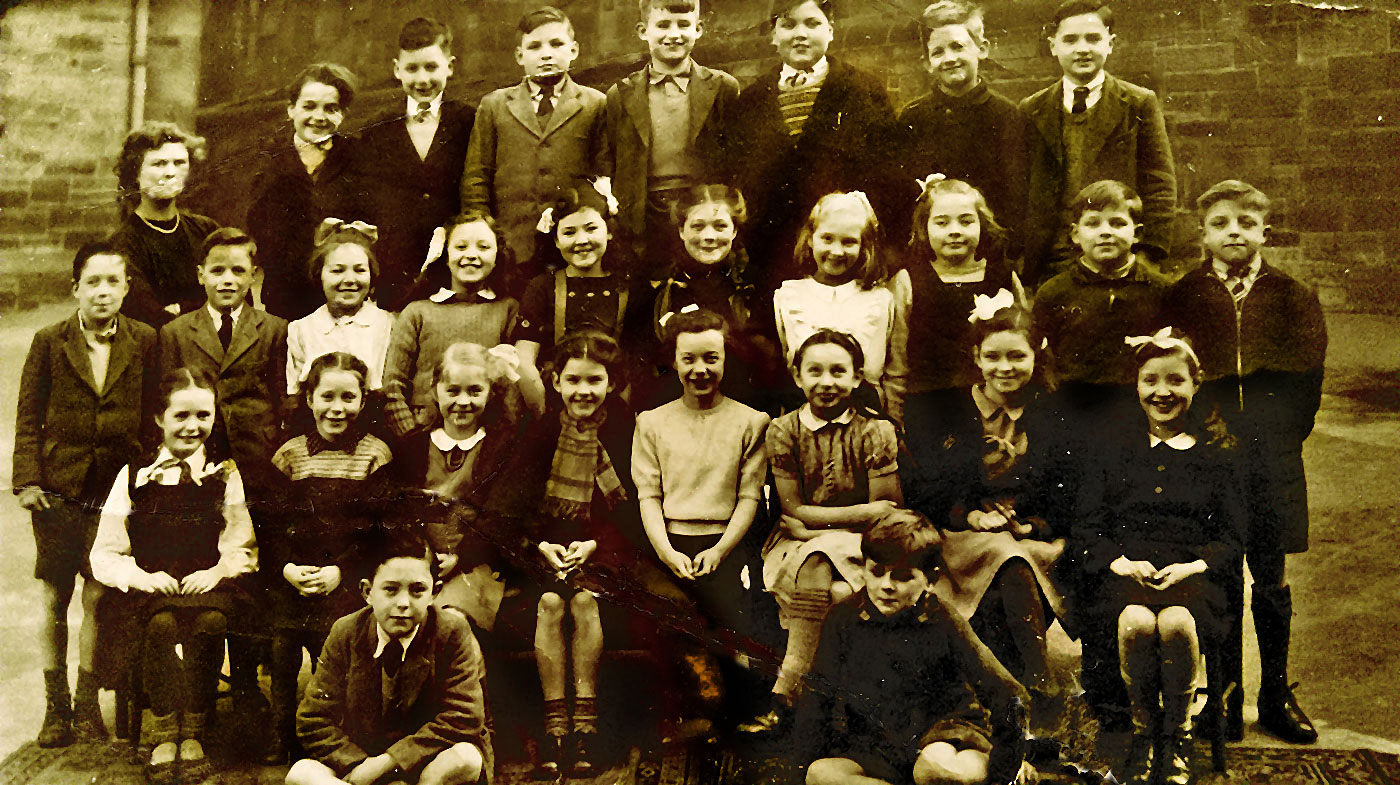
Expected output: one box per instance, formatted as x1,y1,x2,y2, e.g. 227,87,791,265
1095,571,1228,641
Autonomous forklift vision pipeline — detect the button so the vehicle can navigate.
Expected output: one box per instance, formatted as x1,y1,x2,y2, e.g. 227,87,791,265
1154,486,1163,494
1157,465,1166,472
586,291,595,298
567,291,575,298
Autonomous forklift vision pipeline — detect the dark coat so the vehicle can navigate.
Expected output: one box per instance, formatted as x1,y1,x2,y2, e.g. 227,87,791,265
1160,260,1327,552
603,62,741,247
1032,260,1167,388
353,101,476,312
13,314,158,500
296,606,493,779
158,306,288,475
721,58,894,289
245,135,364,320
1019,75,1177,283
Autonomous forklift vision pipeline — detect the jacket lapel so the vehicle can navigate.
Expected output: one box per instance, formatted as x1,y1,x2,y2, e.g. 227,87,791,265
542,78,585,139
1080,76,1128,167
688,67,722,145
101,316,137,398
222,309,259,371
347,612,382,723
60,315,100,395
621,71,651,149
505,82,545,139
1028,83,1065,164
395,611,436,711
189,308,225,366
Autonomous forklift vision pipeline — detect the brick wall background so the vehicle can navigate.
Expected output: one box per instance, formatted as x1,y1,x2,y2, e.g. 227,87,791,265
3,0,1397,313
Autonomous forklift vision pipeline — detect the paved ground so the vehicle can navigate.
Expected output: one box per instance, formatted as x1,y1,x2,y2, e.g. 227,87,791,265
1,304,1396,761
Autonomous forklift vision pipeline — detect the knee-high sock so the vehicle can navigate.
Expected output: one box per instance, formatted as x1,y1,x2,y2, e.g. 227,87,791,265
774,589,829,699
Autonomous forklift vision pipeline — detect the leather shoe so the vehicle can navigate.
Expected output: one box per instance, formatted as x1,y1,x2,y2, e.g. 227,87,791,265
1258,683,1317,744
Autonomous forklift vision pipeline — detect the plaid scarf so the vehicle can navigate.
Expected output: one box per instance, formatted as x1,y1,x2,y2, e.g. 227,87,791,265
543,409,627,522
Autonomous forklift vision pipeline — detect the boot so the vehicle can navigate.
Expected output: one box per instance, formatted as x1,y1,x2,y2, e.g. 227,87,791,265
180,711,215,783
530,733,564,781
71,668,108,742
1254,585,1317,744
568,731,597,778
1149,690,1194,785
140,710,179,785
37,668,74,748
1119,670,1160,783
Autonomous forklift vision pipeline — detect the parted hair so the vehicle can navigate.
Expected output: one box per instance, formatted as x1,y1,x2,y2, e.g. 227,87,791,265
1046,0,1114,36
638,0,699,18
1070,179,1143,223
399,16,453,54
920,0,986,46
71,241,128,283
861,508,943,574
519,6,575,39
794,192,886,290
1196,179,1271,219
201,227,258,264
769,0,833,28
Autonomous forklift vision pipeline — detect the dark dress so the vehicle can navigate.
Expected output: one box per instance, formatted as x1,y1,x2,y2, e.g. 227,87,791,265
109,209,221,327
245,135,364,320
126,466,242,620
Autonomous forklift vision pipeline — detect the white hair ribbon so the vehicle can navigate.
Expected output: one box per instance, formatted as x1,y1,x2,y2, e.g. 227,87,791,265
916,173,947,193
592,177,620,217
1124,326,1200,366
968,288,1016,324
486,344,523,383
422,226,445,273
536,207,556,235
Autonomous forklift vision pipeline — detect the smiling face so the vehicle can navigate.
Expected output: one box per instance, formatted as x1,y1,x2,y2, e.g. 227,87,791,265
555,207,610,275
1202,199,1268,270
446,220,499,292
810,204,866,286
553,357,613,420
73,254,129,327
679,202,737,266
925,191,982,265
1048,12,1114,84
795,341,858,417
975,330,1036,402
771,1,833,71
308,368,364,442
321,243,372,316
434,362,491,437
198,244,257,313
157,386,216,458
516,21,579,78
925,24,986,97
675,329,726,402
362,556,434,639
864,559,931,617
1071,206,1139,270
1137,352,1199,434
638,6,702,69
137,142,191,203
286,80,344,144
394,43,454,103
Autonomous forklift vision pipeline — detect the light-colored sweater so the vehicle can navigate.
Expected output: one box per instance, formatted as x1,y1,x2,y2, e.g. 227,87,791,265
632,397,770,523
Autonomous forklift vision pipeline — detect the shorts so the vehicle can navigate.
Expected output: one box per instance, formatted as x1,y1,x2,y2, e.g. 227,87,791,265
31,496,101,583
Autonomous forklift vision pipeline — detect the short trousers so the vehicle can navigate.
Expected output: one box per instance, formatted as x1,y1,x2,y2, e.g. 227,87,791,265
31,495,101,583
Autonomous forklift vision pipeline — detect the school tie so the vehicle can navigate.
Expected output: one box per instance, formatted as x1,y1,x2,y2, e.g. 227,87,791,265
158,458,194,486
413,100,433,124
445,447,467,472
381,639,405,678
1071,86,1090,114
1225,275,1249,304
217,314,233,351
536,81,555,119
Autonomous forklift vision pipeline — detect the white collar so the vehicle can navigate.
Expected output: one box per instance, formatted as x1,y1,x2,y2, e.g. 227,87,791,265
208,302,244,328
971,385,1025,422
527,74,570,98
1149,432,1197,450
293,132,333,151
1061,70,1106,112
315,301,381,333
78,311,119,340
134,445,213,488
430,426,485,453
429,287,497,303
780,56,829,85
406,93,444,119
1211,253,1263,283
797,403,854,431
373,622,419,661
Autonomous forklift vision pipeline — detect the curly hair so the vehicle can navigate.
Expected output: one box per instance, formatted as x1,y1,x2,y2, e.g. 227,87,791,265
114,122,207,209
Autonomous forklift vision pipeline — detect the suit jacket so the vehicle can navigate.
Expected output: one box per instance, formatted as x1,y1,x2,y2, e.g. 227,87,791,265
720,58,894,289
158,307,288,475
460,77,607,268
1020,74,1177,283
602,63,741,247
245,134,364,320
354,101,476,311
297,606,493,778
13,314,158,500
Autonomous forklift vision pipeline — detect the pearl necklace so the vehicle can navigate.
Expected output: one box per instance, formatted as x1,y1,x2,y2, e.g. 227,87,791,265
136,211,181,235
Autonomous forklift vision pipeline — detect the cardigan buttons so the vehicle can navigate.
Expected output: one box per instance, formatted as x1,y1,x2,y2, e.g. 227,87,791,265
1154,486,1164,494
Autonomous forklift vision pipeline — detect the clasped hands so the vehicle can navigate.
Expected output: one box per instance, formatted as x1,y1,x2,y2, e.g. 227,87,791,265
1110,556,1206,590
658,543,730,581
282,564,343,596
539,540,597,581
966,501,1038,537
136,568,225,595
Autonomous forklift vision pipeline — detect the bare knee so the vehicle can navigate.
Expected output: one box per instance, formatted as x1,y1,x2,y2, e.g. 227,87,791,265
806,757,867,785
1156,606,1197,644
1118,605,1158,643
569,591,599,620
913,743,986,785
193,610,227,638
284,757,337,785
81,579,104,611
538,592,565,621
419,742,484,785
795,554,835,590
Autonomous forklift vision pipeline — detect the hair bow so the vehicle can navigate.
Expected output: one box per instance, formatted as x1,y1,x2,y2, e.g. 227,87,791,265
968,288,1016,323
1124,326,1200,365
314,218,379,247
592,177,620,217
916,173,947,193
486,344,523,383
422,227,446,273
536,207,556,235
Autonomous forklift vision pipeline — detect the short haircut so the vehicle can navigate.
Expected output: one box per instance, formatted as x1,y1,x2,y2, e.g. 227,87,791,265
114,122,207,203
794,192,886,290
399,16,453,54
285,62,358,109
307,238,379,291
71,241,127,282
1070,180,1143,223
365,527,435,581
638,0,699,18
662,307,729,358
909,177,1006,260
920,0,986,46
519,6,575,40
553,329,626,389
862,508,942,573
769,0,833,29
1047,0,1114,36
155,366,218,415
670,184,748,228
1196,179,1271,218
201,227,258,264
791,328,866,374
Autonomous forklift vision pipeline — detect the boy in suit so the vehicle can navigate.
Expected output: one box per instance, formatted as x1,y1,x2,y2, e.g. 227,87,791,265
355,18,476,311
1162,180,1326,744
722,0,894,292
14,242,158,747
460,6,607,286
892,0,1027,261
1020,0,1176,285
289,530,490,785
603,0,740,271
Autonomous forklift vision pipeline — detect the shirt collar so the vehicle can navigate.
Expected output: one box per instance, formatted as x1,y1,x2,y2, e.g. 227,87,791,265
971,385,1024,422
648,60,694,90
1077,253,1137,281
429,287,497,303
1062,70,1106,112
430,426,486,453
293,132,334,152
527,74,569,98
406,93,444,119
78,312,119,342
934,79,989,105
1150,432,1198,450
1211,253,1263,285
315,301,381,333
373,622,419,661
797,403,854,432
780,56,829,86
207,302,244,328
134,445,211,488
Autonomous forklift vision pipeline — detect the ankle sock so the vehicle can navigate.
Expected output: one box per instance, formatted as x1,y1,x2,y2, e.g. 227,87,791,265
572,696,598,735
543,698,569,738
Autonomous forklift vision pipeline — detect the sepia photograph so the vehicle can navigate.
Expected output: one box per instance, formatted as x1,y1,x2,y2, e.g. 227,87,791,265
0,0,1397,783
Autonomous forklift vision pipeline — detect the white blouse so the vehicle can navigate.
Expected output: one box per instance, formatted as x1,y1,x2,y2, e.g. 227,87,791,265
286,302,395,394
